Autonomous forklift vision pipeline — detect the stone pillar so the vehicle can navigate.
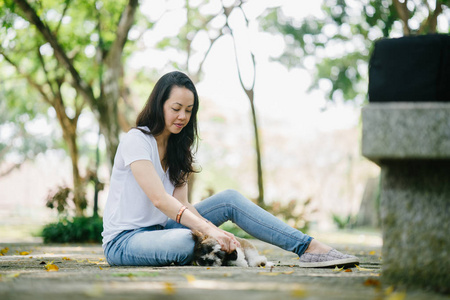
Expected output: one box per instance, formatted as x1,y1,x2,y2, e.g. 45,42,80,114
362,102,450,293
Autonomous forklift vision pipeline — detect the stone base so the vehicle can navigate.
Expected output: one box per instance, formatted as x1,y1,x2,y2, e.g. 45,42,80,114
380,160,450,293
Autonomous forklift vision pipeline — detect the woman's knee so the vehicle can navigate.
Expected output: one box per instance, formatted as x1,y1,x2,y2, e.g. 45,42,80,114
219,189,249,205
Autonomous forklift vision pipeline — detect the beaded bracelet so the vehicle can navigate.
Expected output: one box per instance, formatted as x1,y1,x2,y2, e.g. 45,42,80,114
176,206,188,223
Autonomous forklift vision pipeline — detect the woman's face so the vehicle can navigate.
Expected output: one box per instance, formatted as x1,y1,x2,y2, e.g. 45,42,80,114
162,86,195,136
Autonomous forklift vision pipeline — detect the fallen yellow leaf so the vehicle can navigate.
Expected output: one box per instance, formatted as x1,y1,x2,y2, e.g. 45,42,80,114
258,272,281,276
369,250,376,255
9,273,21,278
0,247,9,255
45,261,59,272
18,251,31,255
184,274,196,283
62,257,71,261
291,287,307,297
85,284,104,297
385,286,395,295
387,291,406,300
355,265,371,271
164,282,176,295
333,266,344,272
363,278,381,287
344,269,353,272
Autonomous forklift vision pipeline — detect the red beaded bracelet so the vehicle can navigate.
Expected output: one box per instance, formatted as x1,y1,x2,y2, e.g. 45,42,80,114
176,206,188,223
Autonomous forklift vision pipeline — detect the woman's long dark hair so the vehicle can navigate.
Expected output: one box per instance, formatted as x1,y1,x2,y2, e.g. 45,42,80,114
135,71,199,187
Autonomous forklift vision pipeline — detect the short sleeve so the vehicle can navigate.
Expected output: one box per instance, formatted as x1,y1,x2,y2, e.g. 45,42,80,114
121,130,154,167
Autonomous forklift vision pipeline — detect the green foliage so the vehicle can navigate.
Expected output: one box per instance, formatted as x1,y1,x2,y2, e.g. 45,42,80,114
260,0,449,102
0,91,55,174
332,213,356,230
41,216,103,243
219,221,252,239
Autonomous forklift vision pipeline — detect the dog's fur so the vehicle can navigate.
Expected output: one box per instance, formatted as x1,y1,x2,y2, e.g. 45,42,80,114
191,230,270,267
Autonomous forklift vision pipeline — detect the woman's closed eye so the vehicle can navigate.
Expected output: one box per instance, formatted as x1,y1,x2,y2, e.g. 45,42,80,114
172,108,192,113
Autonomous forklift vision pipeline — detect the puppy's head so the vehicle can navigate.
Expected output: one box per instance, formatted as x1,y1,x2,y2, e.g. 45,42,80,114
191,230,237,266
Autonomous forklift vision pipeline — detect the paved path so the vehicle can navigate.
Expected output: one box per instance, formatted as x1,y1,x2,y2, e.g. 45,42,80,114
0,238,447,300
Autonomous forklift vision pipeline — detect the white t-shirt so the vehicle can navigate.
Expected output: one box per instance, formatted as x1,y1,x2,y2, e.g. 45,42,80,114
101,127,174,248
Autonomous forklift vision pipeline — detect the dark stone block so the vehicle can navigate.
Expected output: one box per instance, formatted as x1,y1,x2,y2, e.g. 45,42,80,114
369,34,450,102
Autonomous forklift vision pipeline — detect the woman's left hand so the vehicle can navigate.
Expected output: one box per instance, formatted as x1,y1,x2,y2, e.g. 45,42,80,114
220,229,241,248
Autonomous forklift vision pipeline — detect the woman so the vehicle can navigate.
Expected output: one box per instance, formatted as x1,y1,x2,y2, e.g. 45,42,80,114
102,71,359,268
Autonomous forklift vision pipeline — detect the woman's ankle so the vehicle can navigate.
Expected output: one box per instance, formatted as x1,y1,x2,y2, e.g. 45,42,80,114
304,239,332,254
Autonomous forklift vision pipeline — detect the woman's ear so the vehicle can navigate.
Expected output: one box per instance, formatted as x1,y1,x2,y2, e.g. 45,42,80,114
191,230,206,243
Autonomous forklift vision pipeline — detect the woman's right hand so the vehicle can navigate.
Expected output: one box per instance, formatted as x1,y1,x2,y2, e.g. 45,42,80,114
205,226,239,253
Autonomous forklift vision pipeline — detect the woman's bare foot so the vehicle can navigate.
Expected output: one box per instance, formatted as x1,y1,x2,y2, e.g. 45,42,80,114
304,239,332,254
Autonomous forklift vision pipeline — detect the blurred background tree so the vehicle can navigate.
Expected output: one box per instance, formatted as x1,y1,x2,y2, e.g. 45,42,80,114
260,0,449,103
1,0,141,216
0,81,54,177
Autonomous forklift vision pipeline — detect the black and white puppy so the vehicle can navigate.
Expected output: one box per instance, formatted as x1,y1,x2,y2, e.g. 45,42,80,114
191,230,271,267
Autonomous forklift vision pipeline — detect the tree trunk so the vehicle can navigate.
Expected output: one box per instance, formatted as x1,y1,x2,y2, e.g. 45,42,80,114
247,91,265,207
53,95,86,216
99,0,139,166
69,135,86,217
97,90,121,168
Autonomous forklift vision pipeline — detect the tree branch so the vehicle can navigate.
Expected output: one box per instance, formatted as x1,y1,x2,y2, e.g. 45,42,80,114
223,1,256,99
14,0,96,106
55,0,71,35
418,0,443,33
393,0,411,35
36,47,57,98
188,5,225,82
0,50,53,105
105,0,139,66
0,163,22,178
238,4,256,91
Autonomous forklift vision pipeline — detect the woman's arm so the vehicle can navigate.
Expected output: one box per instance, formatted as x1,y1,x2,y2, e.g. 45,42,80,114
130,160,238,252
173,183,207,220
173,183,240,247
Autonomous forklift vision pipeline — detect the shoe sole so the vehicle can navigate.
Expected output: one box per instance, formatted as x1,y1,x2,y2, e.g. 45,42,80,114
298,257,360,268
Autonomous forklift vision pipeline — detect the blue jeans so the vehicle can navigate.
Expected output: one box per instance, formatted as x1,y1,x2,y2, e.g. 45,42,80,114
104,189,313,266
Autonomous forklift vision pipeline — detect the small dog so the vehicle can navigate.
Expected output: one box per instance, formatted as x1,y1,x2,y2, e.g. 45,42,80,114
191,230,271,267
